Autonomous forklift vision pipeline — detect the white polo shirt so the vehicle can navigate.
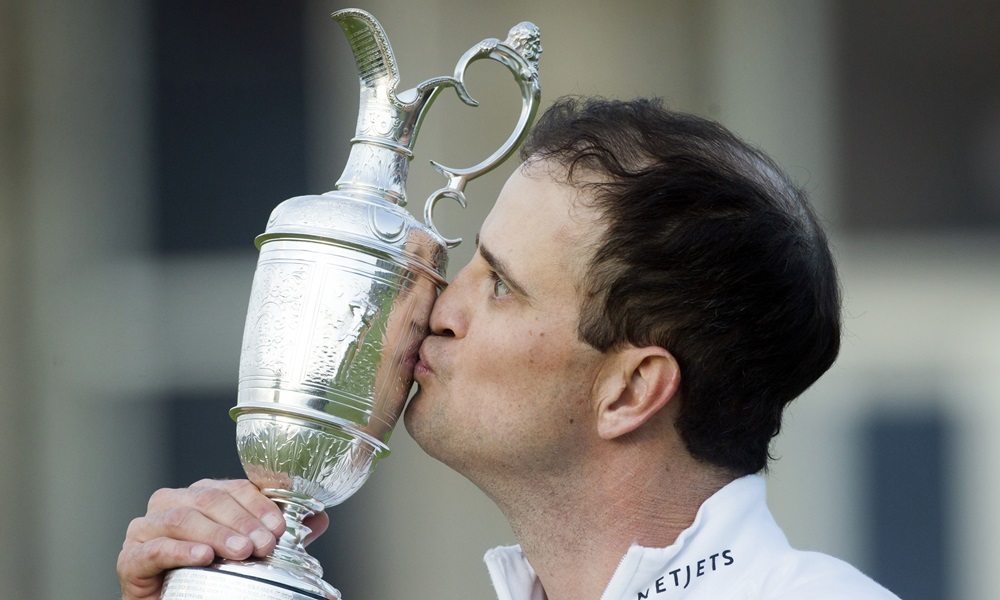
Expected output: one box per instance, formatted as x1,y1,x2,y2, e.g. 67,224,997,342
484,475,900,600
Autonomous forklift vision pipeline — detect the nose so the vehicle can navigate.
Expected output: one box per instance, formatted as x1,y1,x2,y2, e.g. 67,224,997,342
428,264,471,339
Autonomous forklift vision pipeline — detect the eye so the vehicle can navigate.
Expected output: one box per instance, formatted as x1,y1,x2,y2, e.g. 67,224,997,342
490,271,512,298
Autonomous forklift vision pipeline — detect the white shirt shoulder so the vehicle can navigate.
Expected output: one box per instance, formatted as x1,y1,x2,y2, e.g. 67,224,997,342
744,549,898,600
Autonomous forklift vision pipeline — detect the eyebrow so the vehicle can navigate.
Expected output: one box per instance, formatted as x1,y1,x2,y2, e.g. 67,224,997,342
476,233,533,301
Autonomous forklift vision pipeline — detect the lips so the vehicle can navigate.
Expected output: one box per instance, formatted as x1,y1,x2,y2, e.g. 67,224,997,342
414,339,435,378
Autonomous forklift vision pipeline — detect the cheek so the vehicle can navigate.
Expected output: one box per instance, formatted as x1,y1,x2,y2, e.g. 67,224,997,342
493,323,560,376
480,326,594,408
518,320,587,373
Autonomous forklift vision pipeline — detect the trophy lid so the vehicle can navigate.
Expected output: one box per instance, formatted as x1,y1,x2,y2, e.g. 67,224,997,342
257,192,449,283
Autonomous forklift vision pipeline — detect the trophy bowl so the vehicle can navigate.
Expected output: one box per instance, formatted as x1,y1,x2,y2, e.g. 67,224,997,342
160,8,540,599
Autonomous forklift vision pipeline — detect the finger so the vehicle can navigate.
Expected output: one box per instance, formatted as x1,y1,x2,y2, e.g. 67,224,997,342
145,482,279,557
185,479,287,538
302,511,330,547
118,538,213,600
135,503,272,561
204,479,287,537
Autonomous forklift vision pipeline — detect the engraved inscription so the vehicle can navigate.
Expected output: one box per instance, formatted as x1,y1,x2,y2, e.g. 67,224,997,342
163,568,312,599
240,262,311,380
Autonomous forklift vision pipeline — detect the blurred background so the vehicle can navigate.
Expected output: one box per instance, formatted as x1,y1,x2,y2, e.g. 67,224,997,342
1,0,997,598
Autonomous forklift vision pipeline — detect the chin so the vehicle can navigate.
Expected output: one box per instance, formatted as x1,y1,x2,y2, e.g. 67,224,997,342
401,392,421,436
402,393,434,446
401,399,456,466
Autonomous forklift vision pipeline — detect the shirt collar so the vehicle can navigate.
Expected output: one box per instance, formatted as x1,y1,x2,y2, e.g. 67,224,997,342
484,475,783,600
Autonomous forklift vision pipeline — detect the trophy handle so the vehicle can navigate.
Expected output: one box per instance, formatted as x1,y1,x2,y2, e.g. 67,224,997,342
423,23,542,247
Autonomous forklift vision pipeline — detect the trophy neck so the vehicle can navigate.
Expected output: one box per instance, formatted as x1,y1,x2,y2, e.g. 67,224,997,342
334,138,412,206
334,84,447,207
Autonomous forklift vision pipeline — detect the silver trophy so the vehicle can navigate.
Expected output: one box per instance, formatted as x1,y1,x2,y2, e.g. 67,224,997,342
160,8,540,600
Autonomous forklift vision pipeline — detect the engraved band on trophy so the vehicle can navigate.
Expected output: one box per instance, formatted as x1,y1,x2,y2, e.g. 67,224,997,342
160,8,540,600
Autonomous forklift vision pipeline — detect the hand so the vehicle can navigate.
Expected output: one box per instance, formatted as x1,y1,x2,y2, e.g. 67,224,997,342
117,479,330,600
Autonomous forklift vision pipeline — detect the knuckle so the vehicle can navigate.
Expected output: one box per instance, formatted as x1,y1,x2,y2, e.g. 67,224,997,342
229,480,273,514
116,537,169,578
217,479,260,501
228,479,257,493
116,545,132,575
143,537,169,563
188,487,227,512
190,477,220,489
124,516,147,541
147,486,177,510
160,506,197,532
234,513,266,535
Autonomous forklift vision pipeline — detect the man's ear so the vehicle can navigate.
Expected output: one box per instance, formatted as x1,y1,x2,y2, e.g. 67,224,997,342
595,347,681,441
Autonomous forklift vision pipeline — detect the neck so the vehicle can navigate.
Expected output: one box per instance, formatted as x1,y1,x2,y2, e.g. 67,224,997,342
484,437,735,600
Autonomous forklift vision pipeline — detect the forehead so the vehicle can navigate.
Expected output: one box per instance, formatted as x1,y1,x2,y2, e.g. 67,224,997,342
491,160,601,223
480,162,603,289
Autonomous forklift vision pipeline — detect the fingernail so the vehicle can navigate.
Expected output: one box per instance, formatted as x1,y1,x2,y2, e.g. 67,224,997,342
262,513,283,531
191,545,211,561
250,529,273,549
226,535,250,552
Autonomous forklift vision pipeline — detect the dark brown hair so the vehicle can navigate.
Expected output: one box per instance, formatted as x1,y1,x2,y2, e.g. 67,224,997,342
521,97,841,475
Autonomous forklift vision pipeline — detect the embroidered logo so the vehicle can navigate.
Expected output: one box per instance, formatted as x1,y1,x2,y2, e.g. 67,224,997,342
636,549,734,598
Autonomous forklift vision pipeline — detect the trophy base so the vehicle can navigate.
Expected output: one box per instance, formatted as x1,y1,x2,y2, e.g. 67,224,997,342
163,565,340,600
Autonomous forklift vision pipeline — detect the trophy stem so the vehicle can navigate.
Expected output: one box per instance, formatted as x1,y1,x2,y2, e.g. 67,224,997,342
265,489,327,578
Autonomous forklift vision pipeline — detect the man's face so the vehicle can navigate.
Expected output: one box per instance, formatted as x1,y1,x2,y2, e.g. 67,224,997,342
404,161,612,490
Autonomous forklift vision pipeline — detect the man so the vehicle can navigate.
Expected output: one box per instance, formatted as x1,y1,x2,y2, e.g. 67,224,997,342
118,97,899,599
